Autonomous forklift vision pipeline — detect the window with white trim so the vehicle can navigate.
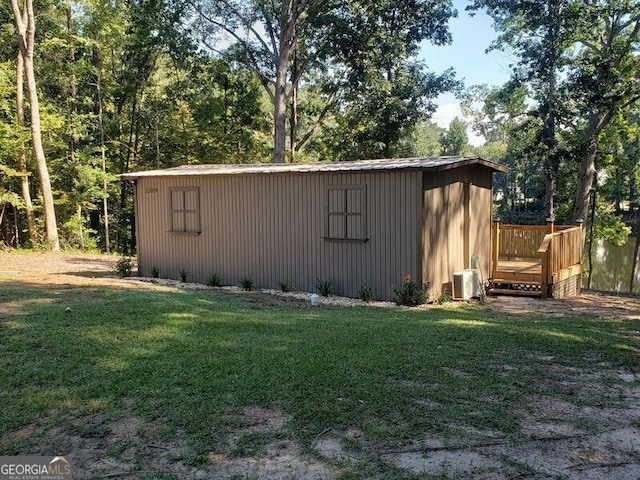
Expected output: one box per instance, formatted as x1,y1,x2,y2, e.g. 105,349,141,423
325,185,367,241
169,187,200,233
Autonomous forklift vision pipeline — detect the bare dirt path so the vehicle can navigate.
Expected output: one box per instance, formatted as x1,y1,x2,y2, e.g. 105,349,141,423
2,251,640,479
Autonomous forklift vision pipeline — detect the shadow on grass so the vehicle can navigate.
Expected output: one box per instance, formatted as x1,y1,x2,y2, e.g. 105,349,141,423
1,280,639,459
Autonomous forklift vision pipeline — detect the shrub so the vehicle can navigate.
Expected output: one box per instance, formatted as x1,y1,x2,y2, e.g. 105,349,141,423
150,266,160,278
357,284,375,302
393,275,428,306
207,272,223,287
436,291,452,305
240,276,254,291
280,281,293,293
315,278,334,297
115,257,133,277
180,269,188,283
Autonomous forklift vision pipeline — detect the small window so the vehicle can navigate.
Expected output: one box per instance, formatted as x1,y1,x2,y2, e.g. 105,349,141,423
169,187,200,234
325,185,367,241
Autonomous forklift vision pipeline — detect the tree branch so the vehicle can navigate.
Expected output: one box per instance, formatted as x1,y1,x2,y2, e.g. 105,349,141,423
257,1,279,57
199,36,276,102
204,0,277,63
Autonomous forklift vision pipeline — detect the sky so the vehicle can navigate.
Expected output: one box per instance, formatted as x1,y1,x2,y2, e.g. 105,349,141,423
418,0,515,145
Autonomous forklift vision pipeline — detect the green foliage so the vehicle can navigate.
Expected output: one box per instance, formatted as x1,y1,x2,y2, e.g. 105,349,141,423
150,266,160,278
115,257,133,277
441,117,470,156
279,281,293,293
469,0,640,226
435,291,452,305
59,212,98,251
393,275,428,306
410,120,445,157
317,64,458,161
206,272,223,287
180,269,189,283
315,278,334,297
357,284,375,302
591,204,632,247
240,276,254,291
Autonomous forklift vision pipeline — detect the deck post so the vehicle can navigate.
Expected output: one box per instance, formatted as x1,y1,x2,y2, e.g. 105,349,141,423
576,217,584,273
547,218,555,235
540,249,549,299
492,220,500,276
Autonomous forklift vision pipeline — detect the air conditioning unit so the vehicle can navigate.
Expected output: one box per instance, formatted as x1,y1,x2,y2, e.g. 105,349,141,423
453,269,480,300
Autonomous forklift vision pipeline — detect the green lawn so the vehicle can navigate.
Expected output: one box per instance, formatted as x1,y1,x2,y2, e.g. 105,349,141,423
1,282,639,478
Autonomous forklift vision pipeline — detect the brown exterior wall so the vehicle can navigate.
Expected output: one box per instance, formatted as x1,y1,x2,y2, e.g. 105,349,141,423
133,170,423,300
422,165,493,295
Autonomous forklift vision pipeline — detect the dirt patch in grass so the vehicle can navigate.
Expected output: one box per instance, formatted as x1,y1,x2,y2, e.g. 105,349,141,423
2,251,640,478
486,291,640,320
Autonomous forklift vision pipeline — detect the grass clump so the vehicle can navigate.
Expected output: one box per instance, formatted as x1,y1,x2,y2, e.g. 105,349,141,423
315,278,334,297
357,284,375,302
206,272,223,287
180,269,188,283
150,266,160,278
279,281,293,293
240,276,254,291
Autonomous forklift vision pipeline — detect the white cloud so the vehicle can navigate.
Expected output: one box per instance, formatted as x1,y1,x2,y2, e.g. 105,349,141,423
432,103,486,147
432,103,462,129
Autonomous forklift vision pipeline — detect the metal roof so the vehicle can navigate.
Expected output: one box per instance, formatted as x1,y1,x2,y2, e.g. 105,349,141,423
120,156,508,179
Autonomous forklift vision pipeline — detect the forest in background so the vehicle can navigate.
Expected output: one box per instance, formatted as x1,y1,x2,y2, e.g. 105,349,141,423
0,0,639,272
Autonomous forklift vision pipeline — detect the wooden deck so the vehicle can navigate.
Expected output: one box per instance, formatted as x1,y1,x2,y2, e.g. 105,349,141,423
490,223,583,298
496,259,542,277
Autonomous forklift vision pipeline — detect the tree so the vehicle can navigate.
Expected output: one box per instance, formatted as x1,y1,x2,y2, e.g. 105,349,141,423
319,0,457,160
15,52,36,243
441,117,469,156
567,0,640,224
194,0,323,163
10,0,59,250
469,0,577,221
471,0,640,230
411,120,445,157
194,0,458,163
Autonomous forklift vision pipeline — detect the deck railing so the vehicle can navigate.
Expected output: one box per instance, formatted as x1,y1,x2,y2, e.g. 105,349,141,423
537,225,583,298
492,222,583,298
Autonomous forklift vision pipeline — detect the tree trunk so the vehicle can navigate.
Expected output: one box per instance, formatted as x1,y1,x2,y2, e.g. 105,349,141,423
92,44,111,253
587,188,596,289
67,2,78,156
630,218,640,292
15,51,36,244
573,111,607,226
289,77,298,162
11,0,60,251
573,138,597,225
542,0,560,222
273,53,288,163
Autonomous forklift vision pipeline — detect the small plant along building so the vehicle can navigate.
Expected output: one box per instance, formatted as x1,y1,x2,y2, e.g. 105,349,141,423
122,156,507,301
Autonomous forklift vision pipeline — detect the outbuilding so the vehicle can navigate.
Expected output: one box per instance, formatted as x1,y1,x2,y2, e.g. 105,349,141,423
122,156,507,301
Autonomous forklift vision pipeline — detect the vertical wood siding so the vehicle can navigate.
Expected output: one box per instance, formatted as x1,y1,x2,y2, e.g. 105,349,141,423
135,170,422,300
422,165,493,294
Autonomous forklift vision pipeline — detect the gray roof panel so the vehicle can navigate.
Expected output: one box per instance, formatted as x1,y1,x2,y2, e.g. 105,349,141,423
120,156,508,179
